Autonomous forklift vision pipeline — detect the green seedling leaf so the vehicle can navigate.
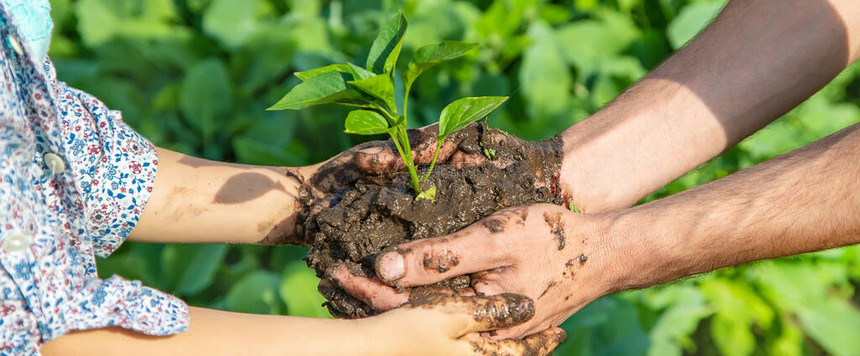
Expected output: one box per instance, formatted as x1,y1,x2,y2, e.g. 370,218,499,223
366,12,407,74
403,41,479,89
483,147,497,160
415,186,436,202
349,74,397,113
344,110,390,135
268,71,367,110
347,62,375,80
438,96,509,141
294,64,353,81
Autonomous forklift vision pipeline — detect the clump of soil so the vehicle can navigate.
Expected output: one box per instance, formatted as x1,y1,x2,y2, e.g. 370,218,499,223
302,123,563,318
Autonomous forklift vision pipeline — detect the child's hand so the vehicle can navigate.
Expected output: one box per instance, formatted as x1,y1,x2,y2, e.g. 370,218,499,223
363,293,566,356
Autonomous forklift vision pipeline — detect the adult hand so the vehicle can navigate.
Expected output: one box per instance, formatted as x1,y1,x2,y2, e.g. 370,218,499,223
366,293,566,356
333,203,617,338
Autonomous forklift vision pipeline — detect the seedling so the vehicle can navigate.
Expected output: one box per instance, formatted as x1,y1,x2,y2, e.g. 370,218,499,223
268,12,508,199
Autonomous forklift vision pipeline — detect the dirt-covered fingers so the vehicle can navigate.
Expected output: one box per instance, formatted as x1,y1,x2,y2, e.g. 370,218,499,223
405,294,536,335
330,265,409,311
461,327,567,356
375,225,512,287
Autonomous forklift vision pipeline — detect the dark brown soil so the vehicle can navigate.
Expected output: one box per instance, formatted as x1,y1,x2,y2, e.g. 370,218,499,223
302,123,563,318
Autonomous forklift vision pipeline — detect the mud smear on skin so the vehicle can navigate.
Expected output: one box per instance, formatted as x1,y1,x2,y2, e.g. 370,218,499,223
542,212,566,250
302,123,564,318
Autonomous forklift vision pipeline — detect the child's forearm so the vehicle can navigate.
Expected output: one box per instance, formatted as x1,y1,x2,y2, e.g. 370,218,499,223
129,148,309,245
41,307,366,356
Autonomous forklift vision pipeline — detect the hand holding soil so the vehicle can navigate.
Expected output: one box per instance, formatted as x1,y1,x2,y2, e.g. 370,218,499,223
304,122,568,318
354,122,565,197
364,293,565,356
256,140,396,246
335,204,612,339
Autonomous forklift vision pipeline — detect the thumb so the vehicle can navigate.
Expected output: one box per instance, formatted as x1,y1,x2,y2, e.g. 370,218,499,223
375,222,510,287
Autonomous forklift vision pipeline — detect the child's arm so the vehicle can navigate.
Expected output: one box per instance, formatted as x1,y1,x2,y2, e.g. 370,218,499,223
129,146,358,245
40,295,565,356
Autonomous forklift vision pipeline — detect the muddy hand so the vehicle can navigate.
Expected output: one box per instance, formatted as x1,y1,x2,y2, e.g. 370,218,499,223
365,293,566,356
336,204,614,339
354,123,565,194
258,140,388,246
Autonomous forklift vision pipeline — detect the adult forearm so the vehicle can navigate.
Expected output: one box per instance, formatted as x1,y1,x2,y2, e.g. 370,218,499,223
130,148,306,244
560,0,860,212
608,123,860,292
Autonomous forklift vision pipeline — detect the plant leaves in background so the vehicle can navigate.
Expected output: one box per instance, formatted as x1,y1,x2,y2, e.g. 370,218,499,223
666,2,725,50
162,244,228,296
225,270,283,314
202,0,263,49
280,261,330,318
179,58,232,140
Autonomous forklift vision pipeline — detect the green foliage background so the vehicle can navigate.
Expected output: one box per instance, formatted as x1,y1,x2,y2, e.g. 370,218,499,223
49,0,860,354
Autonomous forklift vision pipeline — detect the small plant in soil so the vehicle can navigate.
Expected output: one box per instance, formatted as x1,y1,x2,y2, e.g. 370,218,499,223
268,11,507,200
268,12,563,318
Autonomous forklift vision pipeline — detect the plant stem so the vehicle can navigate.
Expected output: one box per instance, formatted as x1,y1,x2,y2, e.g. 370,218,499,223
396,125,421,191
376,104,398,126
403,86,412,125
420,141,443,182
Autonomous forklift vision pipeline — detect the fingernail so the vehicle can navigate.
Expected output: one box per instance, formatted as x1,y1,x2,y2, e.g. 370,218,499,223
377,252,405,282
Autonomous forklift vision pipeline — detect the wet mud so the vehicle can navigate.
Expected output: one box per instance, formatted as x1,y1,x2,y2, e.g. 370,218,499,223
301,123,563,318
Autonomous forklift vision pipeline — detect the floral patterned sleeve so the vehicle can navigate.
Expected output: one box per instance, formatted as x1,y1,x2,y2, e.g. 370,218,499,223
0,5,189,355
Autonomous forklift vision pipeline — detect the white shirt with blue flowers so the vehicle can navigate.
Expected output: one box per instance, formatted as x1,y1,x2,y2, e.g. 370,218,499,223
0,3,189,355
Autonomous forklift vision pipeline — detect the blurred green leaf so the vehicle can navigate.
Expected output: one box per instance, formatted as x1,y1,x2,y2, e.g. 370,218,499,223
557,295,650,356
202,0,264,49
666,2,725,50
179,58,232,139
520,20,572,125
280,261,330,318
700,278,772,356
644,286,712,356
756,262,860,356
225,271,283,314
162,244,228,296
556,11,641,75
75,0,120,47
